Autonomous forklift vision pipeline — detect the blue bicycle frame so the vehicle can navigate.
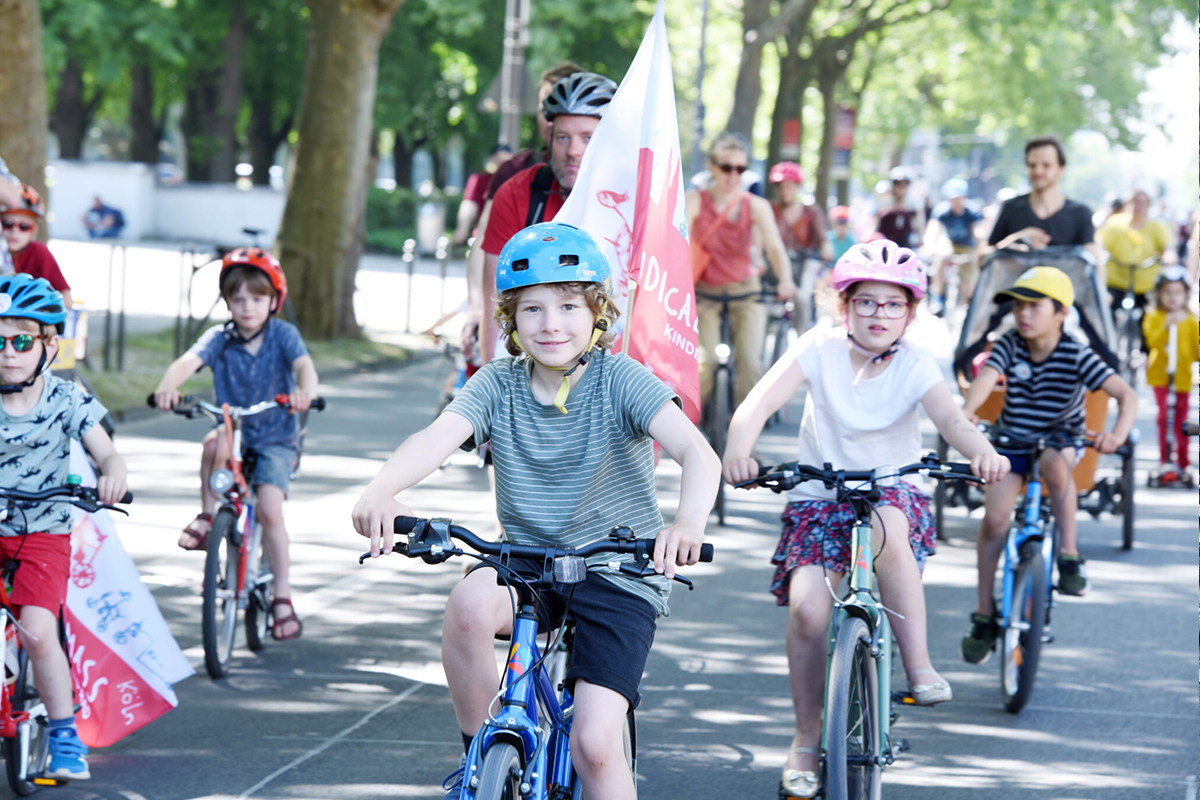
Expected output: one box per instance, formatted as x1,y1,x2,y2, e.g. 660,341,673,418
460,606,575,799
997,465,1054,634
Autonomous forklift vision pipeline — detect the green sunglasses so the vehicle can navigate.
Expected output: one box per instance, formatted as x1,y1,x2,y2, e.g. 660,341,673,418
0,334,46,352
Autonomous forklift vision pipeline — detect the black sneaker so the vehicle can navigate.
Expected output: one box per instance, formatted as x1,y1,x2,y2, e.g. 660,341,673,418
960,612,999,664
1057,555,1087,595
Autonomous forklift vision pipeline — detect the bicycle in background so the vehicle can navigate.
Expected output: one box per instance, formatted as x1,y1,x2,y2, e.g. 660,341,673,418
737,455,978,800
0,481,131,794
982,427,1134,713
153,394,324,678
362,517,713,800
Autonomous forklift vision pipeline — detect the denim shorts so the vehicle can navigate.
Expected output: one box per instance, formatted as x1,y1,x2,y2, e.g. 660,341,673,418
246,444,296,495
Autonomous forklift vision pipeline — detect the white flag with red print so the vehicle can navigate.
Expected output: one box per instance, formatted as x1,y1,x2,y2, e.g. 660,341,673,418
556,1,701,420
65,441,192,747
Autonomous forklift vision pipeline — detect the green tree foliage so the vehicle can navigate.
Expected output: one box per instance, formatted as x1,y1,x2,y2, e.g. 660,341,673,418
242,0,307,184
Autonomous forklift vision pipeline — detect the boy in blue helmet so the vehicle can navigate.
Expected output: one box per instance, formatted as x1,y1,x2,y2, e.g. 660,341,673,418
353,222,720,800
0,274,128,780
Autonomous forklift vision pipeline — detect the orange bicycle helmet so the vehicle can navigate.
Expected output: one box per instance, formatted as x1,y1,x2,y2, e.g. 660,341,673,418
220,247,287,311
0,184,45,219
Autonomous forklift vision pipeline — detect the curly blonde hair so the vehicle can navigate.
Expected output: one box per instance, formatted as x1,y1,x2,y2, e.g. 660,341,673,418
495,282,619,357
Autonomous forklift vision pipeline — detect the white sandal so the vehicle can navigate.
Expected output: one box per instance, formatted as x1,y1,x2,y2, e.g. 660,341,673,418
908,668,953,706
781,746,820,798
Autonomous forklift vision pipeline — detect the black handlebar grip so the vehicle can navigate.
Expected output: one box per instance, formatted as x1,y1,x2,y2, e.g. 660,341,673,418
394,516,421,535
943,462,974,475
699,543,714,562
146,394,157,408
120,491,134,504
311,397,327,411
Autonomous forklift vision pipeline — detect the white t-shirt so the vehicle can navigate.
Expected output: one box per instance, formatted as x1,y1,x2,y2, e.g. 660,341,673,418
788,326,944,503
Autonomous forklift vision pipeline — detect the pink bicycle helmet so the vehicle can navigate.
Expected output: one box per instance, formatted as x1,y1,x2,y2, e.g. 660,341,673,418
830,239,927,299
768,162,804,184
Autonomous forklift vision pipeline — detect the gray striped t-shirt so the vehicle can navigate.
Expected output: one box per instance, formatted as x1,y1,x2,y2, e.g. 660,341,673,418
446,349,678,615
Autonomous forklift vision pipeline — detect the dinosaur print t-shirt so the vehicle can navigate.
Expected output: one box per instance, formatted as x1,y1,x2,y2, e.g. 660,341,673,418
0,375,107,536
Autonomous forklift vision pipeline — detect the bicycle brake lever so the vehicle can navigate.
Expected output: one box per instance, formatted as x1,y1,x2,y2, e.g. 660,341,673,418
672,574,696,591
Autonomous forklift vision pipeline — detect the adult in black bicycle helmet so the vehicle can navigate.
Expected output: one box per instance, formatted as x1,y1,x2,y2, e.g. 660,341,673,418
0,274,67,393
541,71,617,121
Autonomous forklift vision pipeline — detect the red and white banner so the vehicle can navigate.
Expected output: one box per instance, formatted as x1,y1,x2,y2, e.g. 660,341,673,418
557,1,701,420
64,441,192,747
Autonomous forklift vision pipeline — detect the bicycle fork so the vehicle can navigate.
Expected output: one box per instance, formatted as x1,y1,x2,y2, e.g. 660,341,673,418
1000,483,1053,639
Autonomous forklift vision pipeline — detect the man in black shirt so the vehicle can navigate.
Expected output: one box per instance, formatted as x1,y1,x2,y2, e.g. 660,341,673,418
988,137,1096,262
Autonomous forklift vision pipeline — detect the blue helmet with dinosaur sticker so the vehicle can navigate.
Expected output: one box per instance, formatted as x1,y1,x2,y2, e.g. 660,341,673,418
0,273,66,332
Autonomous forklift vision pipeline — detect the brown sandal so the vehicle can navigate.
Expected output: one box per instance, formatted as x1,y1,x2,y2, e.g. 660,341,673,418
271,598,303,641
178,513,212,551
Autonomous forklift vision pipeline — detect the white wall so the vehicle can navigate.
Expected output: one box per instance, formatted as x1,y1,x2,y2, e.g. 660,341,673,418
152,184,286,244
46,161,155,240
44,160,286,245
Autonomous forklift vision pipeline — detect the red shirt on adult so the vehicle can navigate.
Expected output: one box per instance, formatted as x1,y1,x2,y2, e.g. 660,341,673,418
13,242,70,293
481,163,566,256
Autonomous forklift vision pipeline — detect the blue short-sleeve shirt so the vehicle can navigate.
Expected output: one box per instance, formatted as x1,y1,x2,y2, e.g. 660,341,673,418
188,319,309,450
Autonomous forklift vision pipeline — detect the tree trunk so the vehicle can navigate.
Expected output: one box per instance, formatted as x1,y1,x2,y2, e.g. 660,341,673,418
277,0,406,340
767,22,811,170
393,136,416,191
722,0,771,142
130,61,159,165
50,57,97,160
0,0,49,231
815,66,840,212
248,86,292,186
207,0,246,182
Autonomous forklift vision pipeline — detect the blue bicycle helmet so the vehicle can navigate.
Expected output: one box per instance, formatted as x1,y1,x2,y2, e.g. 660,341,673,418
0,274,66,332
496,222,612,294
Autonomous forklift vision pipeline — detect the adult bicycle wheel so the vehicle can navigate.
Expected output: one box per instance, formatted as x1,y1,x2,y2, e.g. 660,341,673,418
475,742,522,800
571,710,637,799
765,315,792,428
244,523,272,652
824,617,882,800
202,509,240,678
1001,545,1047,713
4,649,51,796
712,367,730,526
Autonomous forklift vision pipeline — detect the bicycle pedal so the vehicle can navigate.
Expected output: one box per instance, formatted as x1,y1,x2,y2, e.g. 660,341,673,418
32,778,64,786
894,738,910,754
891,690,917,705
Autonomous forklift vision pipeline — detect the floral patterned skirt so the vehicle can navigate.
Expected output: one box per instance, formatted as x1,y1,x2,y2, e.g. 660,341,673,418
769,483,937,606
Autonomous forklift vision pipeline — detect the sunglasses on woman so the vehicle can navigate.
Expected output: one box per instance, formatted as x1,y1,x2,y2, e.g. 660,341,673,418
713,162,748,175
0,334,46,352
0,220,34,232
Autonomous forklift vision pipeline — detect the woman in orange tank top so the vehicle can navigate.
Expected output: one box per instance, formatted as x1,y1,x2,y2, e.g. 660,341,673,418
686,133,796,415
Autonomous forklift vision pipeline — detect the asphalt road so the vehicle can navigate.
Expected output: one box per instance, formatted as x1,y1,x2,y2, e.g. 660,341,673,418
32,339,1200,800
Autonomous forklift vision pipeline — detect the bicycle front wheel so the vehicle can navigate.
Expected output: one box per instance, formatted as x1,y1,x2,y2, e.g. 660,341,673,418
712,366,730,526
4,650,50,795
824,617,882,800
1001,546,1047,713
475,742,522,800
202,509,240,678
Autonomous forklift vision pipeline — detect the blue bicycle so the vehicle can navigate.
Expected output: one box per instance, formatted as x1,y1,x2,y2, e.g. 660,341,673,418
360,517,712,799
987,429,1133,713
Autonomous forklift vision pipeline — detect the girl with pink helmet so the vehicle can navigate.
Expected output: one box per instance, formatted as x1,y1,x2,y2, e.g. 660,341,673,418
722,238,1008,798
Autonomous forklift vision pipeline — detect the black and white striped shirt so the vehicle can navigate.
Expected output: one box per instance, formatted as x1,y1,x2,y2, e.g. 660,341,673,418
986,330,1114,438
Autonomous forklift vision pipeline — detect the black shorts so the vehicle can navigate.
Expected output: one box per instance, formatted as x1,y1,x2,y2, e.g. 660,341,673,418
473,560,658,709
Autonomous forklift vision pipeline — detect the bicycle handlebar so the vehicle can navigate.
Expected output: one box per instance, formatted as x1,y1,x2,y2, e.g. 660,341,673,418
984,425,1134,459
148,393,326,418
0,483,133,514
360,517,714,588
735,454,980,494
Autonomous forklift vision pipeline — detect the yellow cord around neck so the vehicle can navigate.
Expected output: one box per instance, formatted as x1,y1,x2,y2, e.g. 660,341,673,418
512,319,608,413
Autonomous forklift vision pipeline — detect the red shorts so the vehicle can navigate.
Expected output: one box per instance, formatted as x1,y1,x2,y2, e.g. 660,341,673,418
0,533,71,613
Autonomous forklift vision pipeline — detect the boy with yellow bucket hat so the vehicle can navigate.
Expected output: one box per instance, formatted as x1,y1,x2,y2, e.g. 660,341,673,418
957,266,1137,663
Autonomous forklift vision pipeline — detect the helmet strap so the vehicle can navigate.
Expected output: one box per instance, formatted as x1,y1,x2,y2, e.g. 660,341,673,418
224,318,269,345
512,318,609,414
846,333,899,387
